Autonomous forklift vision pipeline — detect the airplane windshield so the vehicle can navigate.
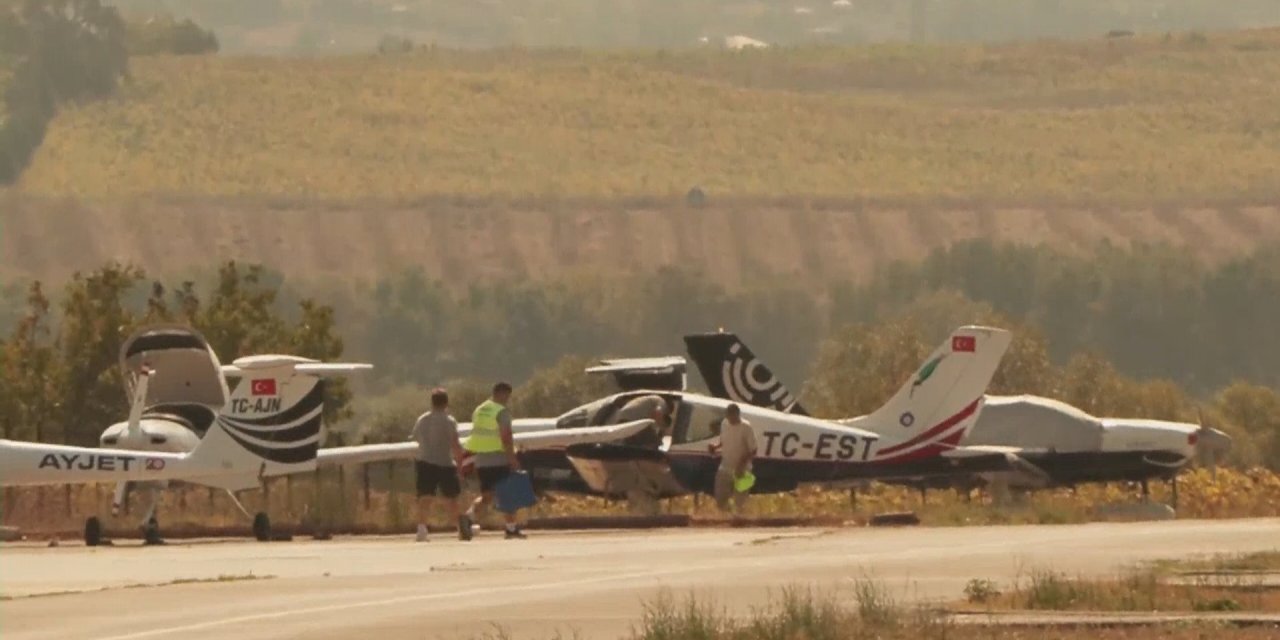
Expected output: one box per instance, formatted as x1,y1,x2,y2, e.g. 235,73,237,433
675,402,724,445
554,396,615,429
555,406,590,429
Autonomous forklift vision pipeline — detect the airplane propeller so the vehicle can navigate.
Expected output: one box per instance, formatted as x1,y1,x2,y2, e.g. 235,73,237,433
1193,406,1232,479
1195,407,1214,478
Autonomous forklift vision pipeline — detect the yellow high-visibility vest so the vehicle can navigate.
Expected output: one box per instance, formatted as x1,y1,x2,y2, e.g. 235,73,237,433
465,399,506,453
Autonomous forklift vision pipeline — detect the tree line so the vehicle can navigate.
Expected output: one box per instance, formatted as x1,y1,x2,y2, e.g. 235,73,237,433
0,262,349,446
0,0,216,184
3,240,1278,468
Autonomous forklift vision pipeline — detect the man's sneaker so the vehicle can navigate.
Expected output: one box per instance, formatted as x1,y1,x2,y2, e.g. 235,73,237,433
457,515,473,541
416,525,429,542
504,527,527,540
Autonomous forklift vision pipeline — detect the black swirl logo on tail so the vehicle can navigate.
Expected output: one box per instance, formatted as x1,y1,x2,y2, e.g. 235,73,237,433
218,381,324,465
720,343,799,413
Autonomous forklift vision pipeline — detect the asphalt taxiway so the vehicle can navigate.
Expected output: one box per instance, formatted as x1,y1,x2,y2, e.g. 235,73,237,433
2,518,1277,640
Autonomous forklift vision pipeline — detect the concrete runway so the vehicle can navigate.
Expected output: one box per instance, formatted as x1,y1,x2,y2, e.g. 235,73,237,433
2,519,1278,640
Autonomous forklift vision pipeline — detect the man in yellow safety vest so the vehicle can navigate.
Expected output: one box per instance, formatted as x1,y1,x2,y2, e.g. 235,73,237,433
462,381,526,539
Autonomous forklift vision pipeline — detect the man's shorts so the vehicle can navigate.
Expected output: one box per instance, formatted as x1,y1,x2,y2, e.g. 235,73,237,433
415,461,461,498
476,465,512,493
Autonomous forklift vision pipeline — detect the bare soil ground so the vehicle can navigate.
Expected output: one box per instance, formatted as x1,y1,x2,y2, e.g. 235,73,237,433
4,195,1278,287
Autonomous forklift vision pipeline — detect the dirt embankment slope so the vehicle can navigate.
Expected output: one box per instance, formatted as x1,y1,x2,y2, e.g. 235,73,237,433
4,196,1277,287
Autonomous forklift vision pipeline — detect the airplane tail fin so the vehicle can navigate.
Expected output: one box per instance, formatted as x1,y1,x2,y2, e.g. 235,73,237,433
186,362,326,481
184,356,371,490
682,331,808,416
863,326,1011,462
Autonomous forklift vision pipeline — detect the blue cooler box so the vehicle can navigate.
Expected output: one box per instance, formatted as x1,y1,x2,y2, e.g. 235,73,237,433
495,470,537,513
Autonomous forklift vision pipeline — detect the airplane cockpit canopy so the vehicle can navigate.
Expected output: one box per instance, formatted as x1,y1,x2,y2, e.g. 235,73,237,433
969,395,1104,452
119,324,230,412
553,391,731,446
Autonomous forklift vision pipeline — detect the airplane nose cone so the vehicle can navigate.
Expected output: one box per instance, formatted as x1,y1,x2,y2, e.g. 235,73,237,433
1198,428,1233,457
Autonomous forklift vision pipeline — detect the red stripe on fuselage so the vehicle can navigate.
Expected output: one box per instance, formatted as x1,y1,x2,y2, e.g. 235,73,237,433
874,399,980,457
874,423,969,463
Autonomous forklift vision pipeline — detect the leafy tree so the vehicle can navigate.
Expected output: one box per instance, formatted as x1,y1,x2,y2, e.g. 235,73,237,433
1214,383,1280,470
292,298,353,425
508,354,617,419
125,14,218,55
0,0,129,182
0,282,60,441
1,260,355,445
803,319,928,418
197,261,288,359
56,263,145,445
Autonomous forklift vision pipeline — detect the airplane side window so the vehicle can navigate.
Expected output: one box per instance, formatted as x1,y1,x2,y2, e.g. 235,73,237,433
678,404,721,444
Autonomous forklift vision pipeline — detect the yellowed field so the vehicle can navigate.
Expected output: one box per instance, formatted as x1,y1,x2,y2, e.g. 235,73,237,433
15,30,1280,203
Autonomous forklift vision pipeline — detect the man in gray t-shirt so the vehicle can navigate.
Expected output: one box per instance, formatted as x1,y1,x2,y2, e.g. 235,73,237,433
411,388,469,542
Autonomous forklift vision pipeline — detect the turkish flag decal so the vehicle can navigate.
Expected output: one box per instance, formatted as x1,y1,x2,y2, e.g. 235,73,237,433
952,335,977,353
251,378,277,396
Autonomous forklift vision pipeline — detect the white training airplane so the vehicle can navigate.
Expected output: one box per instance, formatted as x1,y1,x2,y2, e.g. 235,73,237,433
0,324,653,545
683,328,1234,500
494,326,1027,502
305,327,1024,508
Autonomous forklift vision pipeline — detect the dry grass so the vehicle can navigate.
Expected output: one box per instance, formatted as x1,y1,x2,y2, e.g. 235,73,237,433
960,563,1280,613
616,586,1279,640
17,29,1280,203
1160,550,1280,573
3,467,1277,538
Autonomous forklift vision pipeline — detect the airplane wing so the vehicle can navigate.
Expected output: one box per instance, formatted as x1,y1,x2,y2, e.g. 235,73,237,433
221,358,374,377
585,357,686,374
940,445,1024,458
316,419,655,467
293,363,375,376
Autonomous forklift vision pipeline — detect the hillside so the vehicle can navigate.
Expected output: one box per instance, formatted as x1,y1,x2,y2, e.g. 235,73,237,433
16,29,1280,204
107,0,1280,53
4,195,1279,288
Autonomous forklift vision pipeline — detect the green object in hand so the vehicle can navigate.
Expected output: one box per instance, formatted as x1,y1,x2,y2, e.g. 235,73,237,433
734,471,755,493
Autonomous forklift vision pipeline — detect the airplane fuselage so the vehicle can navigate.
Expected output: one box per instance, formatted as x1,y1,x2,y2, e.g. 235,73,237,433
99,418,202,454
518,390,1007,499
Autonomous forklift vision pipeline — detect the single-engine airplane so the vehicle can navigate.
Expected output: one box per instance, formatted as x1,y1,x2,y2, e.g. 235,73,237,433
0,365,325,544
0,324,655,546
683,329,1233,499
314,326,1023,510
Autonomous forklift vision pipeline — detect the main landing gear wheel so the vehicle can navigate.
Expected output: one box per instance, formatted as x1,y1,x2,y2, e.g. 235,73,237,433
84,517,102,547
142,517,164,546
252,512,271,542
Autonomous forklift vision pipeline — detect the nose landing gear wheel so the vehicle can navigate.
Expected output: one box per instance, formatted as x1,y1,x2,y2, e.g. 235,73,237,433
84,517,102,547
252,512,271,542
142,517,164,546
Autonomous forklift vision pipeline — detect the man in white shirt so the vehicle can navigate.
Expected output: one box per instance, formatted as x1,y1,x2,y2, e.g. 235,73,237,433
712,403,756,513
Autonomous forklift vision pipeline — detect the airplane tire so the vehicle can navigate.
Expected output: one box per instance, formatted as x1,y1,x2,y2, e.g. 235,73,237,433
142,518,164,546
252,512,271,542
84,517,102,547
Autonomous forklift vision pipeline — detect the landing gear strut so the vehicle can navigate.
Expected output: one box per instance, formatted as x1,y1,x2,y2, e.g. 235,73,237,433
140,486,165,545
228,489,273,542
84,516,103,546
